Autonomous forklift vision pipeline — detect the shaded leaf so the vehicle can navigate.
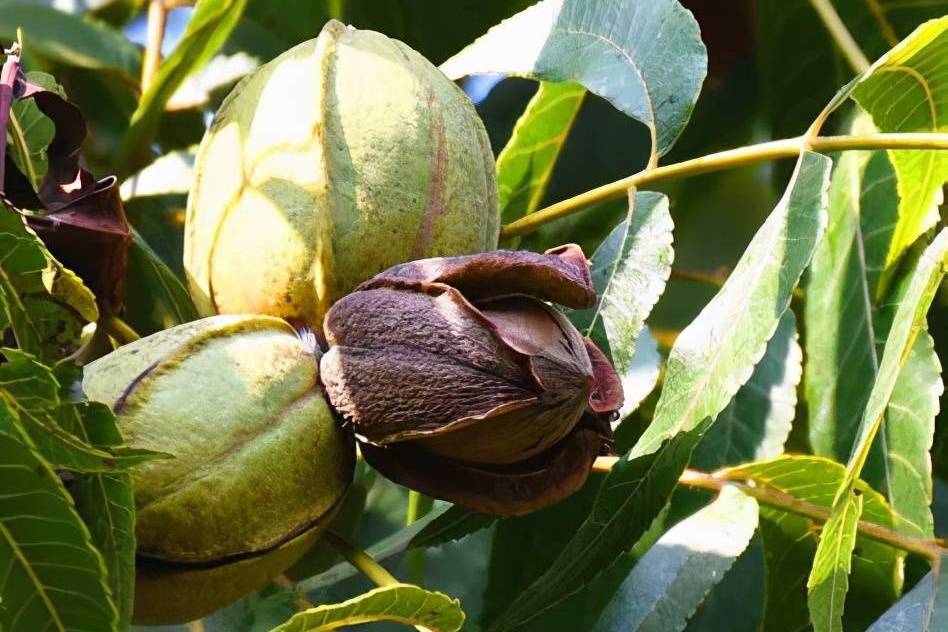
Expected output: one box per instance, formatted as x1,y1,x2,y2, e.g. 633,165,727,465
409,505,496,550
488,420,711,631
868,554,948,632
0,400,117,631
692,309,801,470
441,0,707,158
592,486,759,632
0,3,140,78
123,228,198,336
271,584,464,632
496,80,585,231
116,0,248,178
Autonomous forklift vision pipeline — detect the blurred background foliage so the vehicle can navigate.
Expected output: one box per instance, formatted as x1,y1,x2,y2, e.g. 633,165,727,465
3,1,946,630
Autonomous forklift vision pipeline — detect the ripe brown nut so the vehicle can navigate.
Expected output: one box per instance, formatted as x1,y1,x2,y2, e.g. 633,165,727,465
83,315,354,623
185,20,499,329
320,245,623,516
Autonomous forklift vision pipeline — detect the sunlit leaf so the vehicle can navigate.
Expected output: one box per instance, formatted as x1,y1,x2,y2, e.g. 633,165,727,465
441,0,707,158
806,143,942,540
271,584,464,632
692,309,801,470
496,80,585,232
569,191,673,399
725,456,903,632
634,151,830,456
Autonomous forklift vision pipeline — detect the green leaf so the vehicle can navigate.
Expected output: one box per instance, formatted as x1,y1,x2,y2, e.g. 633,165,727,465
440,0,707,158
409,506,496,550
123,229,199,336
867,554,948,632
71,472,135,630
692,309,801,470
568,191,674,408
496,80,585,232
808,229,948,630
6,72,60,188
808,491,864,632
756,0,948,148
805,144,942,540
0,3,140,78
633,151,831,456
0,349,122,472
0,401,118,632
726,456,903,632
0,209,98,362
270,584,465,632
488,420,711,632
849,18,948,277
592,487,759,632
116,0,249,178
842,229,948,496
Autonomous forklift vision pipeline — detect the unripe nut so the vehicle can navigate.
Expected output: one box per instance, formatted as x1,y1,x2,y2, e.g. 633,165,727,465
82,315,354,622
185,20,500,328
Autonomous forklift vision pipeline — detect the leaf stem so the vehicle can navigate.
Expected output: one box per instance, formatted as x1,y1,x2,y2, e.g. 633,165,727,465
99,315,141,345
501,133,948,238
592,457,946,561
405,491,433,585
808,0,871,74
323,531,400,588
141,0,169,92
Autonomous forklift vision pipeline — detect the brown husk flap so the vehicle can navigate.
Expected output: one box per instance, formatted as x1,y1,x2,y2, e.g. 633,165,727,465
358,244,596,308
0,52,130,313
360,425,603,517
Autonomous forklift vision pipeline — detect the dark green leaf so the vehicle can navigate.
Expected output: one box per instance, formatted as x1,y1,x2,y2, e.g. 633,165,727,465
6,72,59,188
0,400,118,631
409,505,496,550
441,0,707,158
123,229,199,336
488,420,711,632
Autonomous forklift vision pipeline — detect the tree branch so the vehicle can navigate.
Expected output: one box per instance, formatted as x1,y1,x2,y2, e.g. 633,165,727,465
592,457,946,562
808,0,871,74
501,133,948,238
141,0,169,92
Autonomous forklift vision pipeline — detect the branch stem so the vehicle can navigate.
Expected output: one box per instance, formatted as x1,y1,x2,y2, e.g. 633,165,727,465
323,531,399,588
808,0,871,74
141,0,168,92
501,133,948,238
592,457,946,561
